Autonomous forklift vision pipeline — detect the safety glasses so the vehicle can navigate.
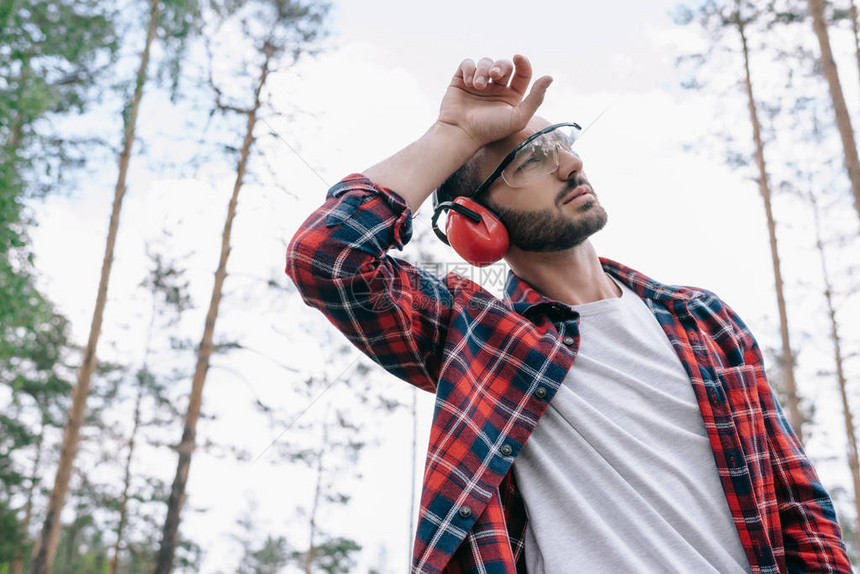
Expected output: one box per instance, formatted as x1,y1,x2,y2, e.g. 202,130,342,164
471,122,582,197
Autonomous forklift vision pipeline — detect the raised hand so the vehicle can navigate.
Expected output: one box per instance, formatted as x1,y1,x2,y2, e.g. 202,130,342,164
437,54,553,148
363,55,552,212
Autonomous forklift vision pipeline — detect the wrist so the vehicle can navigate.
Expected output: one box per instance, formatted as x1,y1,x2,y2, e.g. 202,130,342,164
428,120,483,159
362,121,483,214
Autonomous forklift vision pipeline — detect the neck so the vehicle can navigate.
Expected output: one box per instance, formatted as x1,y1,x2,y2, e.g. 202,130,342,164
505,240,620,306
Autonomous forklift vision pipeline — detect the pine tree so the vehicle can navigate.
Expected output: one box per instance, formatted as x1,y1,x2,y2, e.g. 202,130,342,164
807,0,860,220
31,0,207,569
29,2,160,568
108,248,192,574
674,0,806,440
154,1,330,570
0,0,115,570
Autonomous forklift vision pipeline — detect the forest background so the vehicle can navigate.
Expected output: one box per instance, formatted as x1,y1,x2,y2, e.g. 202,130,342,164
3,0,860,572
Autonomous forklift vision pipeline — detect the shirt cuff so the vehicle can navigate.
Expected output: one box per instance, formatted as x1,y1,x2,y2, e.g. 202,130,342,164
326,173,414,249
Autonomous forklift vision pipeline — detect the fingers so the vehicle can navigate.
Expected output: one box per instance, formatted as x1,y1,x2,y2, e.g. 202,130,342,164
457,57,515,89
458,59,477,86
508,54,533,96
490,59,515,86
473,57,494,88
444,55,551,146
515,74,554,124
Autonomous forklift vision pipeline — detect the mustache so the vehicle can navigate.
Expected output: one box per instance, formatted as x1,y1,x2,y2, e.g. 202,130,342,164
555,176,590,205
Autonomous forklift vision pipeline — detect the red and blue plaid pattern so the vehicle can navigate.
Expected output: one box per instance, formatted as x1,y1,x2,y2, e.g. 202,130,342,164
286,174,850,573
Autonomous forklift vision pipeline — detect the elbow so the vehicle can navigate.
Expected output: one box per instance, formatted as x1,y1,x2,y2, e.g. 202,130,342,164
285,225,324,293
285,218,322,288
284,229,302,282
285,214,350,290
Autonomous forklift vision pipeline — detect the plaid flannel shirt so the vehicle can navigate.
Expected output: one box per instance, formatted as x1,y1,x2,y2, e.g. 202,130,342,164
286,174,851,574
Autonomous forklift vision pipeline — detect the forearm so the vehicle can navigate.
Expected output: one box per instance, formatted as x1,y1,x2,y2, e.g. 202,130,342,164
286,176,450,391
363,121,480,213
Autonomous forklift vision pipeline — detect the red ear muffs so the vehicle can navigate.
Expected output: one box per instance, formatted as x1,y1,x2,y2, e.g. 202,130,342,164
431,196,509,267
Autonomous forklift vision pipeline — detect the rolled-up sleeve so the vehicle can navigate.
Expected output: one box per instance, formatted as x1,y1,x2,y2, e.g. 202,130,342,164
286,174,452,392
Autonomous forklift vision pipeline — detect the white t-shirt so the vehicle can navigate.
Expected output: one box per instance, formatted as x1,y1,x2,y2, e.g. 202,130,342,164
513,279,751,573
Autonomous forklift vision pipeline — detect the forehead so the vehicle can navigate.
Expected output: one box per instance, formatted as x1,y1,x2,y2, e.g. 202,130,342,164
476,117,554,178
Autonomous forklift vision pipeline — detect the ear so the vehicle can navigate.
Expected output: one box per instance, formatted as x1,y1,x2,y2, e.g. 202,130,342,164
445,197,509,267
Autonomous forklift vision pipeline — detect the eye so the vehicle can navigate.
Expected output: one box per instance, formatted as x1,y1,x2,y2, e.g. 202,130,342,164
513,154,542,174
522,156,541,167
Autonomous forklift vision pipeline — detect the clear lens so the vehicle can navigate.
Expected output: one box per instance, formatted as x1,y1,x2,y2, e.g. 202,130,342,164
501,124,581,188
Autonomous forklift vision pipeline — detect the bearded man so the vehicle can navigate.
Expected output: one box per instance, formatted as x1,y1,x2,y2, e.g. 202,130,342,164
286,55,850,574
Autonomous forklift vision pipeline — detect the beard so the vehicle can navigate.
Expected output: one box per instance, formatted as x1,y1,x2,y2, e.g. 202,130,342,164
486,184,608,252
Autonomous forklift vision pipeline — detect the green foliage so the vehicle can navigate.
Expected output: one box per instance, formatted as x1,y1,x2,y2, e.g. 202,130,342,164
173,538,204,573
0,0,118,201
0,3,116,567
157,0,206,101
0,4,116,541
141,251,194,319
0,293,72,566
232,502,291,573
314,537,362,574
88,249,194,570
0,0,118,320
0,500,21,563
233,499,361,574
237,535,290,574
51,479,110,573
290,537,362,574
207,0,330,112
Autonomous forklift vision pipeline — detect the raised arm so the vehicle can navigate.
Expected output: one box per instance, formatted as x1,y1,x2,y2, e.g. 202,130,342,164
286,55,551,391
364,54,552,212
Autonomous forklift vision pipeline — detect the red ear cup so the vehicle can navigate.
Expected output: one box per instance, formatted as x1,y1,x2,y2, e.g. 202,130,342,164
446,197,509,267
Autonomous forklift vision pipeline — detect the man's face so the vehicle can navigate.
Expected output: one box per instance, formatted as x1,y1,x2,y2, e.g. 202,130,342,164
478,118,608,252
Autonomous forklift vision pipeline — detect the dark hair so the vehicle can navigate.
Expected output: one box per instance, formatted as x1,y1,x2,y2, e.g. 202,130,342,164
436,158,481,204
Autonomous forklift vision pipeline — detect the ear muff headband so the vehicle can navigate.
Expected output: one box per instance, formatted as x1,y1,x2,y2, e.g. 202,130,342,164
431,200,481,244
431,195,509,267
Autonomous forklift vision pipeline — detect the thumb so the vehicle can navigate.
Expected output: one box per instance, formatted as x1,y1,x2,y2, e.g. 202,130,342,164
514,75,553,126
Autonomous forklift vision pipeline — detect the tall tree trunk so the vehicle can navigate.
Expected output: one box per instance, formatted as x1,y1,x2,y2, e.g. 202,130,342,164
808,0,860,220
10,421,44,574
849,0,860,93
108,384,143,574
154,44,273,574
304,407,328,574
61,516,80,574
109,279,158,574
809,191,860,553
29,1,160,571
735,4,805,442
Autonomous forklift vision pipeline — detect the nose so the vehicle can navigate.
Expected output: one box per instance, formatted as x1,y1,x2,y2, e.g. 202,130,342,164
556,148,583,181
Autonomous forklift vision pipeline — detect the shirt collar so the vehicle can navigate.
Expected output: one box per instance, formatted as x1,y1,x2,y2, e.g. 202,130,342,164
502,257,706,319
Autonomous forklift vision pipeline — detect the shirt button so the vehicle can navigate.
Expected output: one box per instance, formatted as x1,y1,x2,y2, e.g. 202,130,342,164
500,444,513,456
458,506,472,519
563,336,575,346
535,387,547,399
728,454,740,469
